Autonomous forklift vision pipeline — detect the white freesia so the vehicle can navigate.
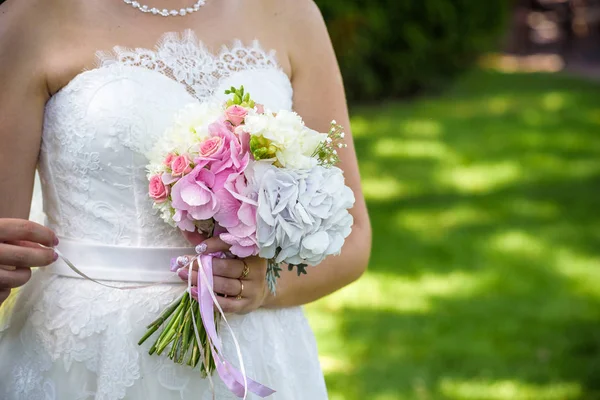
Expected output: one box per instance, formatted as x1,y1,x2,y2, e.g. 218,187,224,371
249,161,355,266
244,110,327,170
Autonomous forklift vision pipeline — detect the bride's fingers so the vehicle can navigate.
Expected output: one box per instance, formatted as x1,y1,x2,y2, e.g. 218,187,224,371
212,258,245,279
196,237,230,254
189,287,248,314
0,242,57,268
216,296,248,314
0,219,58,248
177,256,245,282
0,266,32,289
212,276,251,297
181,230,208,246
5,240,45,249
178,268,198,283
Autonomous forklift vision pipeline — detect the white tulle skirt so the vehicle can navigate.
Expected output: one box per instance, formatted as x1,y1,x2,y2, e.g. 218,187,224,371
0,268,328,400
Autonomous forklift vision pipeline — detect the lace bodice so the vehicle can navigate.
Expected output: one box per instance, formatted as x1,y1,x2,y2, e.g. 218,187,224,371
39,30,293,246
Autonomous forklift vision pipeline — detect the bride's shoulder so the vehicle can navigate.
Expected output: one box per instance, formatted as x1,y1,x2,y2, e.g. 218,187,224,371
255,0,321,21
0,0,63,61
238,0,322,28
246,0,327,45
0,1,48,76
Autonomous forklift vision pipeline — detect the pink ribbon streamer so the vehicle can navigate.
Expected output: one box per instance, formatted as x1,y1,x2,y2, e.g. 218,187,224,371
191,254,276,399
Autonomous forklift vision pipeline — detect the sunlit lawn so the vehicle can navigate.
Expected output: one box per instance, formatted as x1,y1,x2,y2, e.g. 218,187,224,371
305,70,600,400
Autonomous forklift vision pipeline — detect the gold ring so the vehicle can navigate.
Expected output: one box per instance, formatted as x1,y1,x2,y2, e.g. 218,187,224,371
239,260,250,279
235,279,244,300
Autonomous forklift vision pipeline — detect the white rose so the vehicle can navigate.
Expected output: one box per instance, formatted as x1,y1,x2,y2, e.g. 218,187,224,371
146,101,224,165
245,111,327,169
243,112,270,137
276,149,318,170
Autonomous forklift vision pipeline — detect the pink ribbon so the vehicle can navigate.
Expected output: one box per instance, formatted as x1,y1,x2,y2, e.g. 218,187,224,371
190,254,276,399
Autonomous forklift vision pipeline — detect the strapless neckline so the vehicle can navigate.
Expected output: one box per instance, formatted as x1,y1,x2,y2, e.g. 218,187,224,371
53,29,292,102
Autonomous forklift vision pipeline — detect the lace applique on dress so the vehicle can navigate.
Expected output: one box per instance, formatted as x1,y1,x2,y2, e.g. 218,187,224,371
96,30,282,102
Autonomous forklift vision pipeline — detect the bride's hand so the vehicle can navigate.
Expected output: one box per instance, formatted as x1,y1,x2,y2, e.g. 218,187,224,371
0,219,59,306
178,235,268,315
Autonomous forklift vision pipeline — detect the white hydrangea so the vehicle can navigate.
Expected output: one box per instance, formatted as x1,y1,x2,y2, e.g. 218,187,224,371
249,161,355,266
244,110,327,170
153,202,177,228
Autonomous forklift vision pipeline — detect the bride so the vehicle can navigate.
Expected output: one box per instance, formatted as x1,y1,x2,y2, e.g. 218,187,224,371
0,0,371,399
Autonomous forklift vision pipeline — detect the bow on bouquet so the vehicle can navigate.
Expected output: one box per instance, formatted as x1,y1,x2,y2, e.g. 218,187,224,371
139,87,355,398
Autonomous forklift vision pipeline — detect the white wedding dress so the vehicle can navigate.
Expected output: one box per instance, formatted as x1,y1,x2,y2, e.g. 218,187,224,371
0,31,328,400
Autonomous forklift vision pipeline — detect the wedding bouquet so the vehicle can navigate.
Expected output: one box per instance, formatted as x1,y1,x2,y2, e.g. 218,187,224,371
139,87,355,397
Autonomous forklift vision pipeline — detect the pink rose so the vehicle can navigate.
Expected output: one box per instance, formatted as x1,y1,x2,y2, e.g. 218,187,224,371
197,137,224,158
204,122,250,175
225,105,248,126
163,153,176,167
171,154,193,177
149,174,169,203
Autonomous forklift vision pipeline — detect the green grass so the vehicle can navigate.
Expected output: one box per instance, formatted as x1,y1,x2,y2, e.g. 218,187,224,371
305,70,600,400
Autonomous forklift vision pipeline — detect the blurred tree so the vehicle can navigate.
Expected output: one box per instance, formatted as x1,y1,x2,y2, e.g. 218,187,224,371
317,0,510,102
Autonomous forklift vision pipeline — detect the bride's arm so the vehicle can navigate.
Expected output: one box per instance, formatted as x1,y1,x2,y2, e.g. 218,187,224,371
262,0,372,307
0,2,58,305
0,1,49,220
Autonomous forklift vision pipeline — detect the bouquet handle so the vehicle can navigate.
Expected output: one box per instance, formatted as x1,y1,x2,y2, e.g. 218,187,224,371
51,246,275,398
190,253,276,398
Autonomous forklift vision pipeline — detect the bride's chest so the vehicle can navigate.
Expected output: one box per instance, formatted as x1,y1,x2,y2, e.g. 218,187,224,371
42,32,293,159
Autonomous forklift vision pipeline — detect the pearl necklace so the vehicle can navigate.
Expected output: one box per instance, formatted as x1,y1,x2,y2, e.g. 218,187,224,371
122,0,206,17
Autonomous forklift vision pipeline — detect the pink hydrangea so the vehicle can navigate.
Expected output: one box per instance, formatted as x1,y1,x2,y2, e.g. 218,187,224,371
214,173,259,257
170,165,220,226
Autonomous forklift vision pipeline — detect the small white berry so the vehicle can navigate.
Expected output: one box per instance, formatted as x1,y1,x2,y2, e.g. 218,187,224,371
338,143,343,148
341,132,345,138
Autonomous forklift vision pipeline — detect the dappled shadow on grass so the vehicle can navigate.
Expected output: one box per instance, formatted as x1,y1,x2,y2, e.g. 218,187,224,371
307,70,600,400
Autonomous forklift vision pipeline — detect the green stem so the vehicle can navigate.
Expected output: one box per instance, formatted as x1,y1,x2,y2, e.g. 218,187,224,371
145,296,183,329
156,294,189,355
138,324,160,346
147,295,186,355
173,309,191,363
189,341,200,369
179,307,194,364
